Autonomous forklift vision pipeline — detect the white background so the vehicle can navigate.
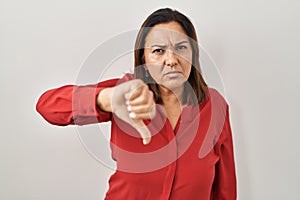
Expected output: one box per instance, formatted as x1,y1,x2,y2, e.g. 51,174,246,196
1,0,299,199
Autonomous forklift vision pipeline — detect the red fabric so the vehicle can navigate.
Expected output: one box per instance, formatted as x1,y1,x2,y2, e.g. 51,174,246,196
36,74,237,200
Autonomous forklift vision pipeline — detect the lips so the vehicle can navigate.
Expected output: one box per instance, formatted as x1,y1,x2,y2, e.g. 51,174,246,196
164,71,182,78
164,71,182,75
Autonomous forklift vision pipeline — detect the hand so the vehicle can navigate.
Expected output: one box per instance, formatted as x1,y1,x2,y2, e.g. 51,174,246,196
111,79,156,145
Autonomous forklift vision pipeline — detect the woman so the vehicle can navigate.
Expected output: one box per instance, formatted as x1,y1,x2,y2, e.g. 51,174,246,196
36,8,236,200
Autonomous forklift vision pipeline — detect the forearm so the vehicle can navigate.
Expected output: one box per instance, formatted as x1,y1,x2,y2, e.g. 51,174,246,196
36,74,133,126
36,80,118,126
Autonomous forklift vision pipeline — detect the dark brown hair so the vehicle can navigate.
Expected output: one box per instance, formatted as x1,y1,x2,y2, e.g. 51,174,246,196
134,8,207,105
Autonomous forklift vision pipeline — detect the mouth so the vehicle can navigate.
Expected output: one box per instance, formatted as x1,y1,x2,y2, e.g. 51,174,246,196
164,71,182,78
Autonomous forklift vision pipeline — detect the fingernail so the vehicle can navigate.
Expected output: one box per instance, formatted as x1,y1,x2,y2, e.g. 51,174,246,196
125,99,130,106
143,137,151,145
124,93,130,100
127,106,132,112
129,112,136,119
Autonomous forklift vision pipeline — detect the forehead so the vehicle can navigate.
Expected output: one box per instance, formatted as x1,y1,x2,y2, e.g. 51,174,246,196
145,22,189,45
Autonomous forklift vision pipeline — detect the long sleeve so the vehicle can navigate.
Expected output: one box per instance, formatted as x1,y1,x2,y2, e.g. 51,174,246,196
212,106,237,200
36,72,136,126
36,78,121,126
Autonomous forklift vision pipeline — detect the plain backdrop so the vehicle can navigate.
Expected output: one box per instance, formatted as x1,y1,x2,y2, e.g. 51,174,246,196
1,0,299,199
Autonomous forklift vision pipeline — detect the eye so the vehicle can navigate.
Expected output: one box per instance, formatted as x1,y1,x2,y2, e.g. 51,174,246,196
152,48,164,54
176,45,187,51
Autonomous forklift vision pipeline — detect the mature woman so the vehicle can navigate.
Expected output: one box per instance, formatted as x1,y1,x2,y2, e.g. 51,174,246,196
36,8,236,200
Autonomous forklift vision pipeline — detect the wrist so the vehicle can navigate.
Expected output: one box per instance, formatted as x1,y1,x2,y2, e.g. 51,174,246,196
96,87,114,112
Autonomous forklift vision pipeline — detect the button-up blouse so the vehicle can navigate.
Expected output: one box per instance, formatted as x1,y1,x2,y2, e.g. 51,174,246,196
36,74,237,200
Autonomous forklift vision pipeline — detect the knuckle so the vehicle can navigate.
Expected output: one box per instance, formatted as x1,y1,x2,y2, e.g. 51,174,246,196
149,92,154,101
148,90,153,97
140,96,147,103
134,79,144,87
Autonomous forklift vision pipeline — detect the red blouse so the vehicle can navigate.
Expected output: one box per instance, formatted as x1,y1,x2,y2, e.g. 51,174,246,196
36,74,237,200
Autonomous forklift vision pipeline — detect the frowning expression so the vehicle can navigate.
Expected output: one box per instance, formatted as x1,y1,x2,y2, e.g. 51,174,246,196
144,21,193,91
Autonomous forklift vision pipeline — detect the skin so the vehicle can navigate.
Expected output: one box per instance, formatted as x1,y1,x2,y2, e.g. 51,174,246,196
144,22,193,128
97,22,193,144
144,21,192,97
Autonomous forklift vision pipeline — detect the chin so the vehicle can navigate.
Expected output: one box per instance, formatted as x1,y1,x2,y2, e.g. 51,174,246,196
160,80,186,91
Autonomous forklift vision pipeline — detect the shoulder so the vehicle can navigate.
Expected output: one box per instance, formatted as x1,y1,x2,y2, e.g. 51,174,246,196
206,87,229,108
200,87,229,123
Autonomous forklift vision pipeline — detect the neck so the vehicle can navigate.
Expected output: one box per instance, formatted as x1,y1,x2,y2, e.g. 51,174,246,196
159,85,184,106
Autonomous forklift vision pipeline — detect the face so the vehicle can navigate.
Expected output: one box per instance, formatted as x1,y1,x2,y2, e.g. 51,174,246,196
144,22,193,92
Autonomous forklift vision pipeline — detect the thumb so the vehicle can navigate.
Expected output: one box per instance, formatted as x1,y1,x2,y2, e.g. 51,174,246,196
131,120,151,145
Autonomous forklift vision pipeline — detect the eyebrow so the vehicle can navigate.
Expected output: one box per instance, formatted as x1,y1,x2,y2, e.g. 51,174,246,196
150,40,189,48
175,41,189,46
150,44,167,48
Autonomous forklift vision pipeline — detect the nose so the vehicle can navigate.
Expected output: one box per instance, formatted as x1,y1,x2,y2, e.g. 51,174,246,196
164,50,178,68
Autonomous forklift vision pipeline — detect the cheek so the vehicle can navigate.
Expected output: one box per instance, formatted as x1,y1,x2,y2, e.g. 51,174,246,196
186,66,192,78
178,50,193,64
144,53,162,65
182,65,192,80
147,64,164,82
144,53,164,80
179,56,192,77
